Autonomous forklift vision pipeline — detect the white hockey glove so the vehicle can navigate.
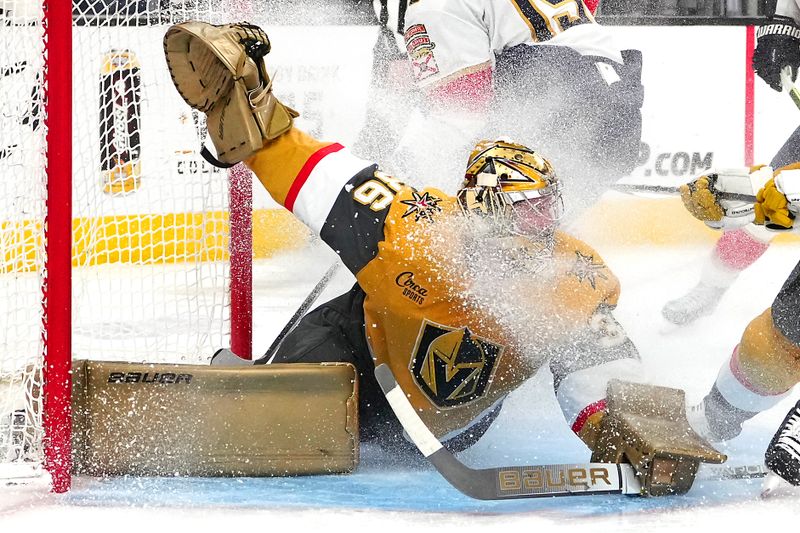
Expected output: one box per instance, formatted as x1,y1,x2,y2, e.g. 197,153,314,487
680,166,773,230
755,167,800,230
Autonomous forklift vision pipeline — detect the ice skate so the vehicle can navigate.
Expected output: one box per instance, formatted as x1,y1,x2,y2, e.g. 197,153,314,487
662,283,727,325
686,400,717,444
763,400,800,496
686,394,748,444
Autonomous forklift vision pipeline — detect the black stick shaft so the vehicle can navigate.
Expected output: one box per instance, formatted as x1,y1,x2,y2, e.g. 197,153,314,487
262,262,340,362
613,183,756,202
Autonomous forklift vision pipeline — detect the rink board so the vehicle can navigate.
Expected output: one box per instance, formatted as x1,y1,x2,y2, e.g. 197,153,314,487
3,24,795,268
4,22,800,528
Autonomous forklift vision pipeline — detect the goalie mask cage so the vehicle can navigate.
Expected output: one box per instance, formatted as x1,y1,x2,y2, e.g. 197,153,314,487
0,1,254,492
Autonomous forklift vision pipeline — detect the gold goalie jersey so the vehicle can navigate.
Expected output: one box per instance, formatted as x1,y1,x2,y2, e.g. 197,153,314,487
247,128,619,439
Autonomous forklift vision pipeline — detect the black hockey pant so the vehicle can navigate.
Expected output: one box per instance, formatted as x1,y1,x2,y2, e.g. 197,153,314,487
266,284,500,453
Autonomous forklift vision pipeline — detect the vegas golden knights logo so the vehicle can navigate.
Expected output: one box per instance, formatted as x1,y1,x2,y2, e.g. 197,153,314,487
410,320,503,408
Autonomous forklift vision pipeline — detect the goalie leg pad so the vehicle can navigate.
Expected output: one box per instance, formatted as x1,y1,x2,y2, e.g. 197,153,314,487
163,21,298,165
591,380,726,496
72,360,358,477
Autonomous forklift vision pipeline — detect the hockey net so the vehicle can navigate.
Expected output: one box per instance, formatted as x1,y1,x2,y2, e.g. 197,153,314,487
0,1,253,490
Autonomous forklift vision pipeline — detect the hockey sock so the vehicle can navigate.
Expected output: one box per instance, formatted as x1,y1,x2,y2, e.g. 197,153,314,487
706,226,771,283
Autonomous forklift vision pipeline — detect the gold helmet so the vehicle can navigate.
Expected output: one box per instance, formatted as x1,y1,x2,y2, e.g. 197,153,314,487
457,139,562,240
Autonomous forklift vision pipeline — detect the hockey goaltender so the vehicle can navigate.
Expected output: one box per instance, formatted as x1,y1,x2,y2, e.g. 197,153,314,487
70,20,728,501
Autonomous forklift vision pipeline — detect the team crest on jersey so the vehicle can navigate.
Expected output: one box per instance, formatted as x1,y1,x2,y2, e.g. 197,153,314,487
569,251,608,289
400,190,442,221
410,320,503,409
404,24,439,82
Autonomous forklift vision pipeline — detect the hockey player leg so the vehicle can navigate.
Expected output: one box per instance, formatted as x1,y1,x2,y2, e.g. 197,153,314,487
688,307,799,442
769,125,800,169
662,225,772,325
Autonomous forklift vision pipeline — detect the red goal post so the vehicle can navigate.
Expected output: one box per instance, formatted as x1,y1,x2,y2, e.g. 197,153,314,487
1,1,253,492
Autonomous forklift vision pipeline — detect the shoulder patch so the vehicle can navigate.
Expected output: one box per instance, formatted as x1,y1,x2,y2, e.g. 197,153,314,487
569,250,609,290
404,23,440,82
400,190,443,221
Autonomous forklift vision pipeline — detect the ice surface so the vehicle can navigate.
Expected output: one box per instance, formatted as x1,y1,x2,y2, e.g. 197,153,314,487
3,206,800,530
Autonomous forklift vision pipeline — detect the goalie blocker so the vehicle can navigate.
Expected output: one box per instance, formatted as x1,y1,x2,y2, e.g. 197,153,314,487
592,380,726,496
71,360,358,476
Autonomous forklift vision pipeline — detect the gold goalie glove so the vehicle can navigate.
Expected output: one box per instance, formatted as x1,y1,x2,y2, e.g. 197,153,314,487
754,164,800,230
163,21,298,166
679,166,772,229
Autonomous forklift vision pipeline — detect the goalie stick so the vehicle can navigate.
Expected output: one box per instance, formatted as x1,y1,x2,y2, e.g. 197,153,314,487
374,363,768,500
612,183,756,203
262,261,341,363
174,261,339,365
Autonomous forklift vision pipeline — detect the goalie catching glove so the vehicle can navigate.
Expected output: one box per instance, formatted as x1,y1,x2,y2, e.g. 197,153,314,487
163,21,298,166
679,166,772,229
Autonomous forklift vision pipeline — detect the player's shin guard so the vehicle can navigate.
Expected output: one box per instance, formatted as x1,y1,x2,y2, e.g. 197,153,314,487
687,383,759,442
765,400,800,486
690,308,797,442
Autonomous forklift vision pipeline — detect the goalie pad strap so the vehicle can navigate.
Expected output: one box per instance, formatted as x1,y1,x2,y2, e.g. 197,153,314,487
201,145,235,169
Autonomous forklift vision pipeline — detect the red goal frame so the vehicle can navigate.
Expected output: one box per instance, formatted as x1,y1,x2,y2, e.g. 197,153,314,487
41,3,252,493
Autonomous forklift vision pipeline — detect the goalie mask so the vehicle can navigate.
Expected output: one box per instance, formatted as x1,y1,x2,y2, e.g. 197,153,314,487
457,139,563,242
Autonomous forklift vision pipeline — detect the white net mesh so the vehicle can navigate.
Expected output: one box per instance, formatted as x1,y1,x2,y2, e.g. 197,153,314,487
1,0,247,477
1,0,48,478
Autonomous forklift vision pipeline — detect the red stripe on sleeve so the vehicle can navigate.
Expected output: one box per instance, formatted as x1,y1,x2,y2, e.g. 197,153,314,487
571,399,607,435
284,143,345,213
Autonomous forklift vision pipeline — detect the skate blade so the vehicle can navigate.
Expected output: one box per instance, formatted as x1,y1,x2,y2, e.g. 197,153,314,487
761,472,797,499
